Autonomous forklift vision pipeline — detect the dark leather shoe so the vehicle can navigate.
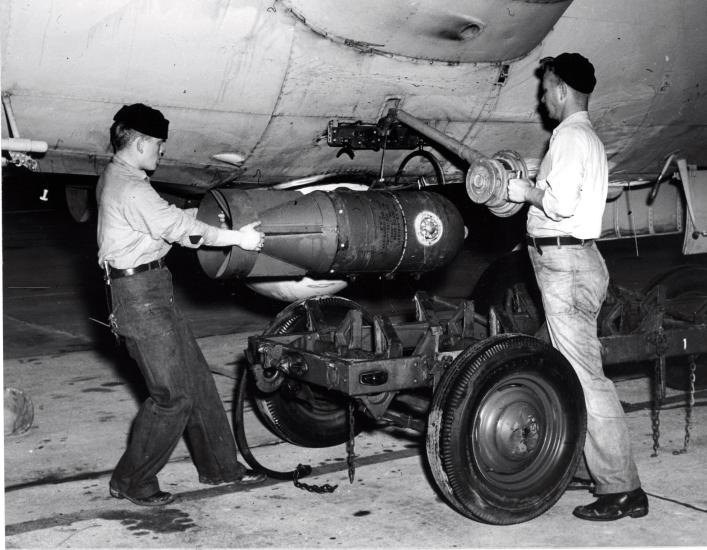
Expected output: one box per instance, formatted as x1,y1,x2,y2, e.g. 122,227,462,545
110,486,175,507
567,477,595,491
573,488,648,521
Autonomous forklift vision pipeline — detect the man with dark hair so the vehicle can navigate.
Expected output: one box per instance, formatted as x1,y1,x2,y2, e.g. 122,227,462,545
508,54,648,521
98,103,266,506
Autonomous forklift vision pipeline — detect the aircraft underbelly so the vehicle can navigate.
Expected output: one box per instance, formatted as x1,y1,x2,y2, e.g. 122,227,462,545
1,0,706,187
242,24,506,181
2,1,296,184
281,0,573,63
541,0,707,176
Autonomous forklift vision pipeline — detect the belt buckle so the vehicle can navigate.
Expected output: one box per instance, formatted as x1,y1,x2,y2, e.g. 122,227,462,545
102,261,112,284
529,236,543,256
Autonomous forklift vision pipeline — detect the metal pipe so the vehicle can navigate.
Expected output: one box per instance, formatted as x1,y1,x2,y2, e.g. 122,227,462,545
2,94,21,138
2,138,48,154
391,109,487,165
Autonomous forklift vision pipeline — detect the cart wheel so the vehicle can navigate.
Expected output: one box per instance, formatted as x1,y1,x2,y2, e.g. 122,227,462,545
643,265,707,306
253,296,370,447
426,334,586,525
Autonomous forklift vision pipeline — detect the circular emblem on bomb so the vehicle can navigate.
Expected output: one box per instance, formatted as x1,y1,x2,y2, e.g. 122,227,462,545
414,211,444,246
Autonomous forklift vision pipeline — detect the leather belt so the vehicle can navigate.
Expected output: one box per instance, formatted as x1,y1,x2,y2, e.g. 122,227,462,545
526,235,594,255
107,258,166,279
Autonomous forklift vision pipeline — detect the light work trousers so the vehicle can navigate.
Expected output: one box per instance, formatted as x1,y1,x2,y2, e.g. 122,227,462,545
529,242,641,495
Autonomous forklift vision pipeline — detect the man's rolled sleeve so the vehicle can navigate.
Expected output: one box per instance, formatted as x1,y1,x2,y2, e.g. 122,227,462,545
189,219,222,245
541,129,586,220
180,208,222,244
124,185,218,244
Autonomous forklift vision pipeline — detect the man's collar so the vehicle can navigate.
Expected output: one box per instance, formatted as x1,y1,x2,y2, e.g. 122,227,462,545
553,111,590,134
112,155,148,180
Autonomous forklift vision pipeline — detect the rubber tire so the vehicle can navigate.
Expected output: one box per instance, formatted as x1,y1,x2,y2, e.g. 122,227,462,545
252,296,368,448
426,334,586,525
393,149,445,188
643,265,707,300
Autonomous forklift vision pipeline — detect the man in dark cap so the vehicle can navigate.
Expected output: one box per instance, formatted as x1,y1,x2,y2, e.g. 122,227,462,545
97,103,267,506
508,54,648,521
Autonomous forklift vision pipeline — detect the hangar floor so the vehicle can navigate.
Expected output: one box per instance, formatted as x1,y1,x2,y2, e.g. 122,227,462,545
3,179,707,548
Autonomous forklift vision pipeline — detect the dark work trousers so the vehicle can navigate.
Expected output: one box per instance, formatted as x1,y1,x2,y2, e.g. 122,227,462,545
108,266,245,498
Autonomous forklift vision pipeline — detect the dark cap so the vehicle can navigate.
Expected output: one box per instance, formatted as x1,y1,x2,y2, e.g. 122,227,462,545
113,103,169,140
542,52,596,94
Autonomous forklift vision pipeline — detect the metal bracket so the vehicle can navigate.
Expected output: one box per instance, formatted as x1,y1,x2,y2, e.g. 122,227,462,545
327,119,423,151
358,392,396,419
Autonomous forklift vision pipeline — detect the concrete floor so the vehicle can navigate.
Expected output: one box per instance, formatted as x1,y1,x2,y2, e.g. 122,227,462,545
3,178,707,547
4,336,707,548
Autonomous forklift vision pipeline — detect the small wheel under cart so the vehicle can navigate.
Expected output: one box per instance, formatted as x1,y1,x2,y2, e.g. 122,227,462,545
251,296,369,447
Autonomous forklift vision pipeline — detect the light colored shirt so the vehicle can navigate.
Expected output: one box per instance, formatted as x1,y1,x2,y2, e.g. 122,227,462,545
96,156,223,269
527,111,608,239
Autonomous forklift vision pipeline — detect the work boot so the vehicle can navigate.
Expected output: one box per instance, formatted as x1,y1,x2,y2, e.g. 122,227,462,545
109,486,175,507
573,488,648,521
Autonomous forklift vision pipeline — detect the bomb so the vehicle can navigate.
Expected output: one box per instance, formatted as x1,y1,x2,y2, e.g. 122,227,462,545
196,188,465,280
